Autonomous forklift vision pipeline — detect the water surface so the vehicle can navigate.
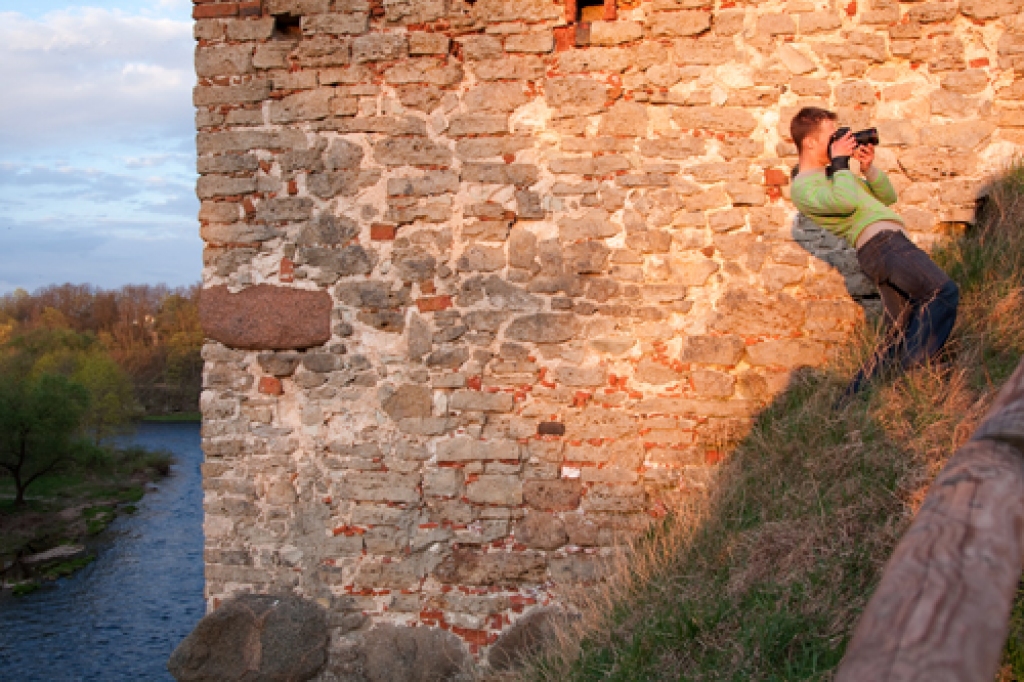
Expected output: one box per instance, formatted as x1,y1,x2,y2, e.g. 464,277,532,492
0,422,205,681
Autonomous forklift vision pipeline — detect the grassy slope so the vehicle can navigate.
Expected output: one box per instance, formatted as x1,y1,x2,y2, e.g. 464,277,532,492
515,165,1024,682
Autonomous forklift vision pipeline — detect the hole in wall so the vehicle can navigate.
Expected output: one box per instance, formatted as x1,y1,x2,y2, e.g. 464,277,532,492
273,14,302,39
577,0,606,22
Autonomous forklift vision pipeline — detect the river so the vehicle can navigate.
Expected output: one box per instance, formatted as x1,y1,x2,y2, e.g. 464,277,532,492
0,422,205,681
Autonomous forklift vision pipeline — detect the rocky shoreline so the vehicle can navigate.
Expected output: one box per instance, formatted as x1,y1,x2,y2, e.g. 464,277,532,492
0,456,169,596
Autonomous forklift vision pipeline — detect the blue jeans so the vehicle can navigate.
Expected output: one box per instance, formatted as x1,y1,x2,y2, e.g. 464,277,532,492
845,231,960,397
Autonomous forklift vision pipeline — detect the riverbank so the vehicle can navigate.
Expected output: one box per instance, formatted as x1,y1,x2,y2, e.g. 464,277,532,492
0,421,205,681
142,412,201,423
0,443,173,595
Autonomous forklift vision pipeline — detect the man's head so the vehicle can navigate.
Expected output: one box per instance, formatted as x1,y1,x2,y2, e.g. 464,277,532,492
791,107,838,167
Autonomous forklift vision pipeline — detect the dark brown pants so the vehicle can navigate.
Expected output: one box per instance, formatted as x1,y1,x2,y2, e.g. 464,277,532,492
844,231,960,397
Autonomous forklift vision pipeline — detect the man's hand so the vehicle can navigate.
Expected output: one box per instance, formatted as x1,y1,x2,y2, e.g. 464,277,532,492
830,131,857,161
853,144,876,175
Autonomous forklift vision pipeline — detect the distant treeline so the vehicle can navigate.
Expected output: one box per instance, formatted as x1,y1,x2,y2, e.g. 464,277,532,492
0,284,203,416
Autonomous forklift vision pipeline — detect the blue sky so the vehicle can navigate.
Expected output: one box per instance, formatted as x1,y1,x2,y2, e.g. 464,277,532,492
0,0,200,293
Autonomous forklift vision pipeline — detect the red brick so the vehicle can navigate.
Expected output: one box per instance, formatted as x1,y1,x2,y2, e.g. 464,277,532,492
764,169,789,187
193,3,238,19
370,223,397,241
279,257,294,283
452,627,491,646
259,376,283,396
238,1,261,17
554,26,575,52
564,0,576,23
845,1,857,17
970,58,990,68
416,295,452,312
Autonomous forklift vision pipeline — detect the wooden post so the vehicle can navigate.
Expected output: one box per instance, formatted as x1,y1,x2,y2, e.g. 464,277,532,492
836,359,1024,682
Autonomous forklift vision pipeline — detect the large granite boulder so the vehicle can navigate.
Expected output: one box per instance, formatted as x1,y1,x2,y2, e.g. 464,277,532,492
168,593,328,682
329,625,471,681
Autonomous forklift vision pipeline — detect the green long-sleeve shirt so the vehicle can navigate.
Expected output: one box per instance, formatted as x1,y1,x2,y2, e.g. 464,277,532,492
791,168,903,247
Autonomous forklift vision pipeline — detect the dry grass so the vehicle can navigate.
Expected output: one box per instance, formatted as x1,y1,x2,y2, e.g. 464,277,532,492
486,163,1024,682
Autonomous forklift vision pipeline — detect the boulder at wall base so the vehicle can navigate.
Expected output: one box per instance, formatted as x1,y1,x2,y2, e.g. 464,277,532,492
487,608,562,672
199,285,333,351
339,625,472,682
167,593,328,682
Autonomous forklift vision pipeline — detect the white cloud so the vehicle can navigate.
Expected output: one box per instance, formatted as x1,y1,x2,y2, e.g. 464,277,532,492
0,8,194,152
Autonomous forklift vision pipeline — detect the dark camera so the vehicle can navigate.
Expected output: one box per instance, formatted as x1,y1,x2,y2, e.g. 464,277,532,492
829,127,880,151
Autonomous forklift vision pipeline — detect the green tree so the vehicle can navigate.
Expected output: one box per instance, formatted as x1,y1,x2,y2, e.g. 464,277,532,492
73,352,136,444
32,348,135,445
0,371,89,506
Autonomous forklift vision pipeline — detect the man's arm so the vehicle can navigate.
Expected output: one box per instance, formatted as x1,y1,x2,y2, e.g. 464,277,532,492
864,167,898,206
793,170,862,217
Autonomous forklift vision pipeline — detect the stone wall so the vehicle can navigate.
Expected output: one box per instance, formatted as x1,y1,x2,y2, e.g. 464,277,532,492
193,0,1023,670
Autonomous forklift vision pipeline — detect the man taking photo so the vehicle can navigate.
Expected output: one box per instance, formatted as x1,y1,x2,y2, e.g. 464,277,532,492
789,107,960,402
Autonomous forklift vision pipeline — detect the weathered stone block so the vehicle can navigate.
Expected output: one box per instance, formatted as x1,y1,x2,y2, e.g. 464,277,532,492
448,113,511,136
907,2,958,23
545,77,608,115
464,84,529,113
673,107,756,133
196,175,256,199
383,384,432,420
591,20,643,46
269,90,332,123
424,468,464,498
799,11,842,33
352,34,408,62
436,550,546,586
747,339,826,369
523,479,581,511
408,32,450,55
450,390,515,413
712,289,804,336
898,147,976,181
373,138,452,167
505,31,554,53
200,286,332,351
505,314,578,344
475,56,546,81
757,13,796,35
466,475,523,505
919,121,996,149
436,437,520,462
599,101,649,137
648,10,711,37
302,13,369,35
559,210,620,241
195,45,253,78
193,80,270,106
515,513,567,550
338,472,421,503
458,244,506,272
